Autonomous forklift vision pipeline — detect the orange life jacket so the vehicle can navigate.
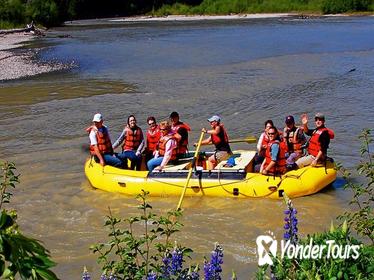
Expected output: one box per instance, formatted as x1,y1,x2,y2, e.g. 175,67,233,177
171,121,191,155
264,140,287,174
122,126,143,151
146,126,161,152
158,136,177,161
87,125,113,155
211,124,231,152
308,127,334,157
283,127,306,154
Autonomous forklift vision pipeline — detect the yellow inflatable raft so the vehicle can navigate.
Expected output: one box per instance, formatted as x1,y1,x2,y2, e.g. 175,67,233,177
84,150,337,199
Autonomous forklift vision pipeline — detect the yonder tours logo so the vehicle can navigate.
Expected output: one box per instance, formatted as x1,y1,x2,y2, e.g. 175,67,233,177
256,232,360,266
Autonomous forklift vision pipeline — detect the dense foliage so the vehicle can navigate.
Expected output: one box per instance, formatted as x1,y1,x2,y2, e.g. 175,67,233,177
90,190,193,279
89,190,236,279
337,129,373,243
0,0,373,28
0,161,58,279
257,129,374,279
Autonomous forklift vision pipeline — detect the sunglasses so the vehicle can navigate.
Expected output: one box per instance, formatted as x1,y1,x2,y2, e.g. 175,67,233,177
268,132,276,135
160,128,167,131
148,122,155,126
315,118,324,121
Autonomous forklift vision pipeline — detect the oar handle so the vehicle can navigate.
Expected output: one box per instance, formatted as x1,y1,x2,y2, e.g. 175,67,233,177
176,130,205,210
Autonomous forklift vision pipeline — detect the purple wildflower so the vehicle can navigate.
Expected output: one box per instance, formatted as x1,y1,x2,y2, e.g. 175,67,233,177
171,248,183,274
162,252,172,278
82,267,91,280
100,274,108,280
204,243,223,280
147,272,157,280
283,196,298,244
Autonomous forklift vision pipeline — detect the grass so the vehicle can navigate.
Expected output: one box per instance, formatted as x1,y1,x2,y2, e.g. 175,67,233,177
151,0,374,16
0,20,25,30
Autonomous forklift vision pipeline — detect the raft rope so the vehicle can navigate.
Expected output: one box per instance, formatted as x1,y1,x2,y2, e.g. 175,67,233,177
95,161,333,197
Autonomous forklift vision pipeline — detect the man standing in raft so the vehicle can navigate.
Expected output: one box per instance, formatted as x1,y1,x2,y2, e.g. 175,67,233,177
283,115,306,170
296,113,334,168
87,113,123,167
170,111,191,159
198,115,232,170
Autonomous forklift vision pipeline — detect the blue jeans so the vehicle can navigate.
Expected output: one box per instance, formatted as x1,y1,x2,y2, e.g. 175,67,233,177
117,150,141,170
147,157,164,171
95,154,123,168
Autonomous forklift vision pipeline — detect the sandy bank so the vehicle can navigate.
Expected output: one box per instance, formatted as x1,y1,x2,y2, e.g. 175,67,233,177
0,33,70,82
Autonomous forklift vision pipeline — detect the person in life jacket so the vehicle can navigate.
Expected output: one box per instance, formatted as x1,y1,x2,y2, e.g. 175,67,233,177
145,116,161,162
87,113,123,167
147,121,178,172
197,115,232,170
170,111,191,158
113,115,145,170
296,113,335,168
254,119,275,167
283,115,306,170
260,127,287,175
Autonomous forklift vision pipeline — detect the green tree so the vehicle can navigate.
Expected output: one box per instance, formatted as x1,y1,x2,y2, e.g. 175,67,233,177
26,0,60,27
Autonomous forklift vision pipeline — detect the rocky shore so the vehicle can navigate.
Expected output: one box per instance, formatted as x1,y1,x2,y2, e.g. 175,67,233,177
0,33,69,82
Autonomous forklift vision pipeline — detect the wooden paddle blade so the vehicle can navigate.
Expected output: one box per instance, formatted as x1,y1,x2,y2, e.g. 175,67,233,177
229,136,257,144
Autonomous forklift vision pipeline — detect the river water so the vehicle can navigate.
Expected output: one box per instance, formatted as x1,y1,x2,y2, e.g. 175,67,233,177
0,16,373,279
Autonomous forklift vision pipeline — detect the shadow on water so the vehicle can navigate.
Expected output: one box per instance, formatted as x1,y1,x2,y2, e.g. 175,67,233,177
0,76,137,106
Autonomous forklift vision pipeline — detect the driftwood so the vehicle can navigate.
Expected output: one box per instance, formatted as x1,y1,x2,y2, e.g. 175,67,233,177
0,22,44,36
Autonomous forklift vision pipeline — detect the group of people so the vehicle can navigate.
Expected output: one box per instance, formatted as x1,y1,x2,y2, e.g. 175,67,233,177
87,110,334,175
87,111,228,171
256,113,334,175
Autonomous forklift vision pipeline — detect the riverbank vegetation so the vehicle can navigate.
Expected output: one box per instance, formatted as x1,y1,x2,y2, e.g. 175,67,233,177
0,0,373,29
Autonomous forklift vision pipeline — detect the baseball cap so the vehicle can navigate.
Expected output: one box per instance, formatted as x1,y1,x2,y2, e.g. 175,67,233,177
169,111,179,118
92,113,103,122
285,115,295,124
314,112,325,120
208,115,221,122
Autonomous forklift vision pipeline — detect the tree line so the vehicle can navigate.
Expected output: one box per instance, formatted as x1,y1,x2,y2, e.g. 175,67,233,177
0,0,373,28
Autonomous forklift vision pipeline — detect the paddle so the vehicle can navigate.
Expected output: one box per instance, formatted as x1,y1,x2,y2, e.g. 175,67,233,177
176,130,205,210
229,135,257,144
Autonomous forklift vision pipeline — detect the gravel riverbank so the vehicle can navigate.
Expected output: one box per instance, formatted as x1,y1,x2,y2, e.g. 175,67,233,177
0,33,69,82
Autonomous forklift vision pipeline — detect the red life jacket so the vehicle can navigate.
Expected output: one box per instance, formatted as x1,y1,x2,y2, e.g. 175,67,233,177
146,126,161,152
211,124,231,152
283,127,306,154
87,125,113,155
122,126,143,151
171,121,191,155
158,136,177,161
308,127,334,157
264,140,287,174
